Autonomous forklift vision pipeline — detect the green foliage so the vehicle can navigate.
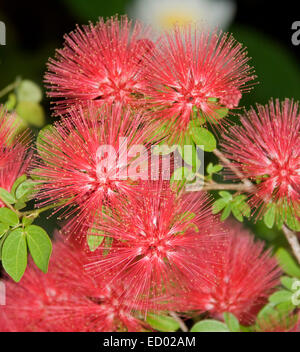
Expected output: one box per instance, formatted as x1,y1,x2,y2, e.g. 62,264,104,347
264,203,276,229
189,124,217,152
276,248,300,278
87,234,104,252
15,101,45,128
0,208,19,227
190,320,230,332
0,175,53,282
146,314,180,332
212,192,251,222
223,313,240,332
16,79,42,103
2,228,27,282
2,79,46,129
206,162,223,181
25,225,52,273
177,134,201,172
0,188,16,205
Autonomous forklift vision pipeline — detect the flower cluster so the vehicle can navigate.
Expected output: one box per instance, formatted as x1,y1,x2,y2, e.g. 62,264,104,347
0,238,149,332
221,99,300,220
179,223,281,324
2,15,296,333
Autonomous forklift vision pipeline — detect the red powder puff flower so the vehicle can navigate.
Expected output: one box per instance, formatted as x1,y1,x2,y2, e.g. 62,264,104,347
45,16,153,116
181,223,281,325
142,26,255,140
221,99,300,220
34,104,156,241
0,238,149,332
85,180,225,311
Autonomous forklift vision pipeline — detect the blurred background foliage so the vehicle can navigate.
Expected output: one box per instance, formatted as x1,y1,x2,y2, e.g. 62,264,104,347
0,0,299,244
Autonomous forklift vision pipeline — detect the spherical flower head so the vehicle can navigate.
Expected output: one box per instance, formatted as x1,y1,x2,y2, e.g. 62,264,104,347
221,99,300,220
0,237,149,332
85,180,225,311
45,16,154,116
142,25,255,141
34,104,156,241
182,222,281,324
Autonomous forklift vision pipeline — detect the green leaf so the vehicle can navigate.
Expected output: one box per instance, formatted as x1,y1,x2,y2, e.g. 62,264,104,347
257,302,279,322
269,290,293,304
22,215,35,227
223,312,240,332
276,301,297,315
0,208,19,227
215,108,229,120
281,276,296,291
0,187,16,205
212,199,227,214
207,163,223,175
11,174,27,197
37,124,55,156
5,93,17,111
16,79,42,103
2,228,27,282
87,234,104,252
219,191,233,202
189,126,217,152
285,209,300,232
25,225,52,273
0,223,9,238
190,320,230,332
16,101,45,128
264,204,276,229
221,204,232,221
146,314,180,332
15,180,35,200
232,206,243,222
178,135,201,171
14,201,27,210
275,248,300,278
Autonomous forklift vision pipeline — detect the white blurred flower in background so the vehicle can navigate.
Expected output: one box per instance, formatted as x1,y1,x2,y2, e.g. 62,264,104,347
128,0,236,33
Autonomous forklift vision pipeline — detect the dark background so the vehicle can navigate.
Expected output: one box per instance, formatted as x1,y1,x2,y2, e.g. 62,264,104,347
0,0,299,242
0,0,300,89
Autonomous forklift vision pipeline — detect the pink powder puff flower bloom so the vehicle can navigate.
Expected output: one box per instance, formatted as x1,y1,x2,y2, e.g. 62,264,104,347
85,180,226,311
0,238,149,332
45,16,153,116
181,223,281,325
34,104,156,241
221,99,300,220
142,25,255,140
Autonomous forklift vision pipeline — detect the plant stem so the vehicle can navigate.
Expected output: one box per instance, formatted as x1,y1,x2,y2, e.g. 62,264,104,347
0,81,19,99
213,148,254,190
0,196,21,217
169,311,188,332
202,182,252,192
282,225,300,265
